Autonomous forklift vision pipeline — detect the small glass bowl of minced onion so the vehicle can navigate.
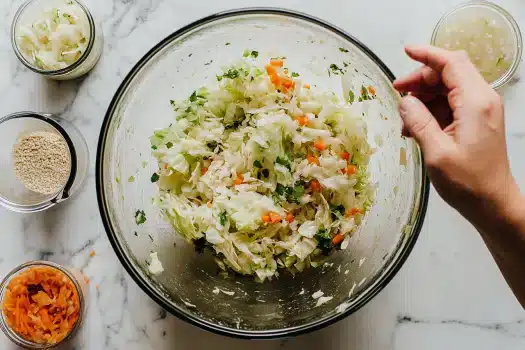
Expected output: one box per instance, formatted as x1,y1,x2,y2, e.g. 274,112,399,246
431,1,522,89
11,0,103,80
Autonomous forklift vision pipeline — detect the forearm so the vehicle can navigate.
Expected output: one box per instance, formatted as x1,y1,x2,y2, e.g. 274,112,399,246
468,184,525,307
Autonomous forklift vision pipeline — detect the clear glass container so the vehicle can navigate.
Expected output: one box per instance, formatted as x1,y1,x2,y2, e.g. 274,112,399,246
97,9,429,338
0,261,88,349
431,1,522,89
0,112,89,213
11,0,104,80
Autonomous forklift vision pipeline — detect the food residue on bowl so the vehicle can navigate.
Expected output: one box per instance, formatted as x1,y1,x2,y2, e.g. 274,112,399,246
148,252,164,275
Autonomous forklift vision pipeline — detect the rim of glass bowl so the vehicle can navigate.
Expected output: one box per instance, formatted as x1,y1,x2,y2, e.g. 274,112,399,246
11,0,97,77
96,8,430,339
430,1,523,90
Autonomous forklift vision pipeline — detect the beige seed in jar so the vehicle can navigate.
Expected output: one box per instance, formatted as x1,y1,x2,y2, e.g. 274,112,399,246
13,131,71,195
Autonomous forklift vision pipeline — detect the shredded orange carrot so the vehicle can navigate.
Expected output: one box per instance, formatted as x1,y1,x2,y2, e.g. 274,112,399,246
284,68,289,74
346,165,357,175
270,59,284,67
340,151,350,161
270,74,281,86
234,173,244,186
2,266,81,345
281,78,294,89
265,64,277,76
307,154,320,166
309,179,322,192
261,214,271,223
89,250,95,257
207,201,212,208
303,83,311,89
285,213,295,223
268,212,282,224
201,167,208,176
314,139,327,151
345,207,363,217
332,233,345,245
368,85,376,95
295,116,309,127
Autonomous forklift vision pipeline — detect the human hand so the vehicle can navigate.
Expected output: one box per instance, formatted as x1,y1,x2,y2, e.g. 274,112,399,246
393,45,519,223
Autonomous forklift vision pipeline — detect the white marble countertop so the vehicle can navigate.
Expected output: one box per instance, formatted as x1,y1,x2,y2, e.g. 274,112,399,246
1,0,525,349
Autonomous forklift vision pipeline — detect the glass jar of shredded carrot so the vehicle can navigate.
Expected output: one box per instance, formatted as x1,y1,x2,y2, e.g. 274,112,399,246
0,261,86,349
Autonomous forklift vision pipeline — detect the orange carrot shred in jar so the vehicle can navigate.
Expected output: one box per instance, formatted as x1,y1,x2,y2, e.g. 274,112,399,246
2,266,81,345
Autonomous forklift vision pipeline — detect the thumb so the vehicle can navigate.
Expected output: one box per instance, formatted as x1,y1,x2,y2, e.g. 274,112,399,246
399,95,447,153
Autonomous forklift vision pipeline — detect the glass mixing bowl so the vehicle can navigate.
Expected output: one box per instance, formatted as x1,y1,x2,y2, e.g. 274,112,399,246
96,8,429,338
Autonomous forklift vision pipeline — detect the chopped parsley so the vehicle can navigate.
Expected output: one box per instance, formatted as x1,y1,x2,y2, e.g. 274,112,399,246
291,72,300,78
225,42,231,46
166,141,173,149
275,182,305,204
151,145,157,150
359,85,375,101
329,63,345,75
128,176,135,183
217,68,240,81
135,210,147,225
253,160,263,168
348,90,355,104
330,204,345,220
275,156,291,171
151,173,160,183
315,228,333,255
339,47,349,53
219,211,228,226
251,51,259,58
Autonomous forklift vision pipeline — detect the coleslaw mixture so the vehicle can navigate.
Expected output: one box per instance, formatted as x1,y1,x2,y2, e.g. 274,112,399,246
150,54,375,282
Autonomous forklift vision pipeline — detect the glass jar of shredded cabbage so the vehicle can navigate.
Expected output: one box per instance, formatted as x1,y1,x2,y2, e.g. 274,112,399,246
11,0,103,80
431,1,522,89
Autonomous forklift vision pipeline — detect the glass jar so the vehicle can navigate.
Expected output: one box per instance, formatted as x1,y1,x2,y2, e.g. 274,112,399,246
0,112,89,213
0,261,88,349
431,1,522,89
11,0,104,80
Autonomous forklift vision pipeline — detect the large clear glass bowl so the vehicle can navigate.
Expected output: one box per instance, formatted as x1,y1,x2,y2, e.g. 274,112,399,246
96,8,429,338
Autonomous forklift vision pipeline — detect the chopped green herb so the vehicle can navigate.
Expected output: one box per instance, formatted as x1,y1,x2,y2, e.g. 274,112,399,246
360,85,372,101
189,91,197,102
151,173,160,183
115,177,120,184
220,69,241,80
219,211,228,226
253,160,263,168
330,204,345,220
166,142,173,149
225,42,231,46
275,156,291,171
261,169,270,178
206,141,218,150
291,72,300,78
151,145,158,150
497,56,504,66
251,51,259,58
348,90,355,104
315,228,333,255
128,176,135,183
329,63,345,75
275,183,287,196
339,47,349,53
63,13,74,24
243,49,250,57
135,210,147,225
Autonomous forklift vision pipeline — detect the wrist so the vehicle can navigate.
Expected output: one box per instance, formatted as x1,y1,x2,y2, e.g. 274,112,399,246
470,179,525,234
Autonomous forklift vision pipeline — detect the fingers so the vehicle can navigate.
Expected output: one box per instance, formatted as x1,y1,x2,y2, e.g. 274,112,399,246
393,66,443,93
399,95,450,154
404,45,486,90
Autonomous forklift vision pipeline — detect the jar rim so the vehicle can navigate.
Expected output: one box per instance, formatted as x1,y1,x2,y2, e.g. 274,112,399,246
0,261,85,348
10,0,97,76
430,1,523,89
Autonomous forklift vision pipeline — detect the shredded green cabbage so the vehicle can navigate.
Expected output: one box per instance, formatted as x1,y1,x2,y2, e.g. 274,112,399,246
17,1,90,70
151,55,375,282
